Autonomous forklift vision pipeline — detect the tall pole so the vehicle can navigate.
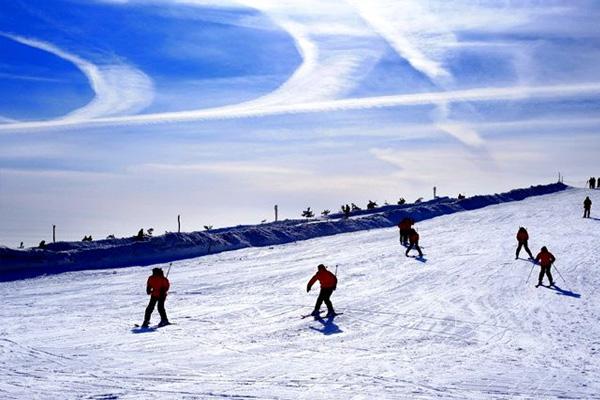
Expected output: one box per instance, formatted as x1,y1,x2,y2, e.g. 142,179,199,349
52,225,56,243
178,214,181,233
433,186,437,199
274,205,278,222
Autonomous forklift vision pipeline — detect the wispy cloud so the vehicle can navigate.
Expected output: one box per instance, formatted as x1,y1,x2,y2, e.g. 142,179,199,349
0,32,154,121
2,81,599,132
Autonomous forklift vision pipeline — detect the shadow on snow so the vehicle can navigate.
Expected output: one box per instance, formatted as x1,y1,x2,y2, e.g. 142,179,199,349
309,315,343,335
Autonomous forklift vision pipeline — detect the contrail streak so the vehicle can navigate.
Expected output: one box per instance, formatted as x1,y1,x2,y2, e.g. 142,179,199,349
2,82,600,132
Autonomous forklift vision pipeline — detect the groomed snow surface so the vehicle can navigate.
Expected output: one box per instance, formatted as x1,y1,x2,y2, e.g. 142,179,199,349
1,187,599,399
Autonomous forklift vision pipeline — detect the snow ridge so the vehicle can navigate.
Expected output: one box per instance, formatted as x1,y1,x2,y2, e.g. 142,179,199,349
0,182,568,280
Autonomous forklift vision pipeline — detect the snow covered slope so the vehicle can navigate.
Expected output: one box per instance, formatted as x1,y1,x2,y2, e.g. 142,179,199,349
1,187,599,399
0,182,567,279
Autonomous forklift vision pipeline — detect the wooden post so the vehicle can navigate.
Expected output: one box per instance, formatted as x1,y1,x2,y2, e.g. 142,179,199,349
178,215,181,233
274,205,278,222
433,186,437,199
52,225,56,243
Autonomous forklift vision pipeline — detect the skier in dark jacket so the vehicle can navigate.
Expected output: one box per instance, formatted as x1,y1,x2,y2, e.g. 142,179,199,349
405,228,423,258
534,246,555,287
583,196,592,218
141,267,170,327
307,264,337,317
515,227,534,259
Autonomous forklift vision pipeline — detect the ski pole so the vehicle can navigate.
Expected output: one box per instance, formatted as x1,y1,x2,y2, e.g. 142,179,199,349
552,264,567,285
335,264,338,276
166,262,172,278
525,262,536,284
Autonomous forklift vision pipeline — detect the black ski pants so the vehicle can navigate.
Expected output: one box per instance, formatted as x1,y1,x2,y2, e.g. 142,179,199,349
399,229,409,245
405,242,423,257
584,207,591,218
538,265,553,285
313,288,335,314
516,240,534,259
144,295,168,324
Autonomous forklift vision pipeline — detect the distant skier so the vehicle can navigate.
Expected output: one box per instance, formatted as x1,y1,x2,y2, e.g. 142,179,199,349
534,246,555,287
515,227,534,259
342,204,351,219
38,240,46,249
589,177,596,189
583,196,592,218
398,217,414,246
405,228,423,258
141,267,170,328
306,264,337,317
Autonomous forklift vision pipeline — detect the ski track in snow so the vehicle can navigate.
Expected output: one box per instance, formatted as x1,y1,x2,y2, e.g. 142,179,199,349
0,188,599,399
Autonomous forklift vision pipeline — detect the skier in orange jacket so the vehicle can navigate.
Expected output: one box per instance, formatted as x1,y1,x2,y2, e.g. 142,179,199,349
307,264,338,317
534,246,556,287
515,227,534,259
141,267,170,327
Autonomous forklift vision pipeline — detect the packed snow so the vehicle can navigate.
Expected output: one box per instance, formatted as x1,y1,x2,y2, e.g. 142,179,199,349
0,186,599,399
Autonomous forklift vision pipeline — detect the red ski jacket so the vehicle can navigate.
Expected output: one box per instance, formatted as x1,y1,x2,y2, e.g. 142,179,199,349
516,229,529,242
307,269,337,290
398,219,413,230
409,231,419,244
147,276,170,298
535,251,555,267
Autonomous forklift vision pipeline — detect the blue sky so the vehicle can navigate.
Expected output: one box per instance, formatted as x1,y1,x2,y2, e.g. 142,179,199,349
1,0,600,245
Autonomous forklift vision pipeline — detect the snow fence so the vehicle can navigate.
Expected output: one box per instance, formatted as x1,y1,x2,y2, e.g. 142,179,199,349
0,182,569,279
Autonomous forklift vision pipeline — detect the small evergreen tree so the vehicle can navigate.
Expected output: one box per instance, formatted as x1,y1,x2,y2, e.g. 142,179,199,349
204,225,213,231
321,209,331,217
302,207,314,219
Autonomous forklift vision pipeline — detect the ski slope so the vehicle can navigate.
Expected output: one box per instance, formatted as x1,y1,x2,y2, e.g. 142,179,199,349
1,187,599,399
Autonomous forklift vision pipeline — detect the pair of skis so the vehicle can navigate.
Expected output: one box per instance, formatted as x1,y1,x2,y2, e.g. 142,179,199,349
300,310,344,319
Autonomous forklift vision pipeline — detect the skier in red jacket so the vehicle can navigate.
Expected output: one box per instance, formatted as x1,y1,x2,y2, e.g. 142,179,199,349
515,227,534,259
307,264,338,317
405,228,423,258
397,217,414,246
534,246,556,287
141,267,170,327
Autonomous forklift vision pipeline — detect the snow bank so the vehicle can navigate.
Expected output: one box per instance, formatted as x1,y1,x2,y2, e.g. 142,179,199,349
0,182,568,279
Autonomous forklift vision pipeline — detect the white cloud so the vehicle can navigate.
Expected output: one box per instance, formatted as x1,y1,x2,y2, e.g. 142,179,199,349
0,33,154,121
2,81,600,132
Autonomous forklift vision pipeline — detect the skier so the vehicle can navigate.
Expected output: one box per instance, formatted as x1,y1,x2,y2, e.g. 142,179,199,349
515,227,534,259
342,204,351,219
141,267,170,328
398,217,414,246
534,246,555,287
583,196,592,218
306,264,337,317
405,228,423,258
590,177,596,189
